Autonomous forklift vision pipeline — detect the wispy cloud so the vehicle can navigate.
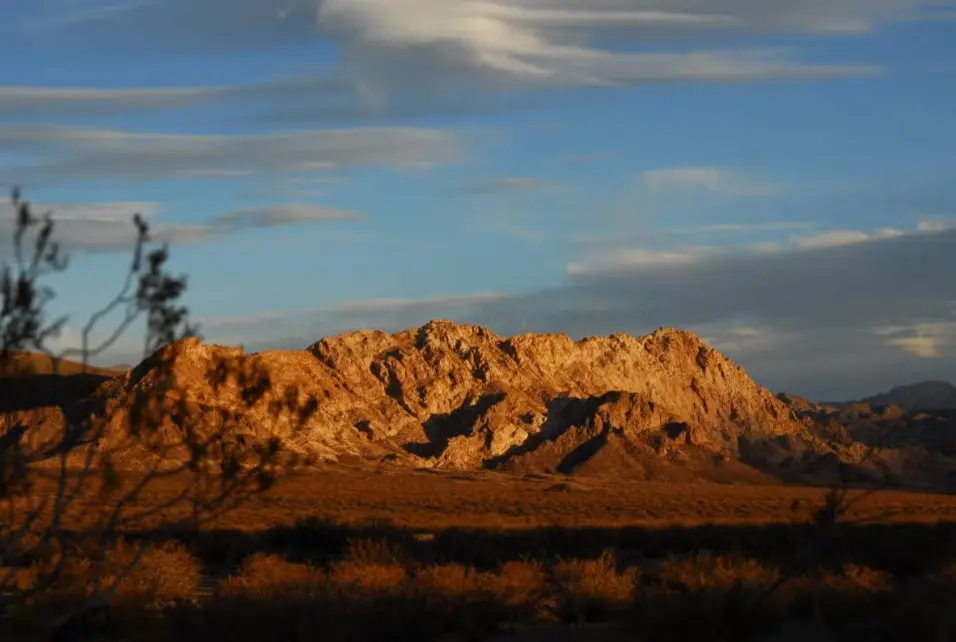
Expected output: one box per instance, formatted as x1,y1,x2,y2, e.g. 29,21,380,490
0,0,908,123
790,227,905,249
19,0,158,31
665,221,816,235
460,176,549,196
0,200,362,253
0,125,465,187
568,221,936,275
875,322,956,359
566,248,706,276
643,167,784,198
0,85,220,119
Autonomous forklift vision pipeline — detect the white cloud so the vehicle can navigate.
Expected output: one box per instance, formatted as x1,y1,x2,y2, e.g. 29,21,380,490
642,167,783,198
791,229,873,249
313,1,868,84
791,226,904,249
875,322,956,359
566,221,945,276
890,336,940,358
0,125,465,186
917,218,952,233
566,248,707,276
1,0,915,123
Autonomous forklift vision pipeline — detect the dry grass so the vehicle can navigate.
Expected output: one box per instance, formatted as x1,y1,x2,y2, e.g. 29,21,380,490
4,538,956,642
8,540,199,609
552,551,637,622
328,561,407,597
412,563,484,599
216,554,326,599
341,536,407,566
657,551,779,593
8,469,956,640
482,560,552,614
107,540,201,607
806,563,895,596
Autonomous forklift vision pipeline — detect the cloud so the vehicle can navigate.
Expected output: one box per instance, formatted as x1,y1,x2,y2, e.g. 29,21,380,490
790,227,904,249
16,200,164,221
194,222,956,399
643,167,784,198
41,0,937,49
18,0,158,31
460,176,549,196
570,221,930,275
0,85,222,119
566,248,707,276
0,200,362,253
666,221,816,235
0,200,164,253
875,322,956,358
917,218,952,233
889,336,940,358
204,203,359,232
0,0,910,123
0,125,465,187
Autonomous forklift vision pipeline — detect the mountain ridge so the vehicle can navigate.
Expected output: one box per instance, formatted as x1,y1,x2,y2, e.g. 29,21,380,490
833,381,956,411
4,320,956,487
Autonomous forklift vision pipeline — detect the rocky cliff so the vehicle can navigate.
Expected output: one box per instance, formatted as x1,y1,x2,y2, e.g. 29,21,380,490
5,321,955,485
84,321,822,477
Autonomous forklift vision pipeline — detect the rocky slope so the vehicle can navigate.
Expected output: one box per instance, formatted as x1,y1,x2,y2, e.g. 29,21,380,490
775,392,956,488
4,321,956,485
89,322,820,473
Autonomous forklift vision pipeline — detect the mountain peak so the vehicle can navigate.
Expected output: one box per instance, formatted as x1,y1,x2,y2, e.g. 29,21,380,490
861,381,956,411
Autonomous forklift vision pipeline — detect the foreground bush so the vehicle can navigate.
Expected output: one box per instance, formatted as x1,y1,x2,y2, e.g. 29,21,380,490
552,550,637,622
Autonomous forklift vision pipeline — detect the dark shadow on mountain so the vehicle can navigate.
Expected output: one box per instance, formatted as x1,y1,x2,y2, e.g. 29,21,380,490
555,423,611,475
404,392,507,458
484,393,617,470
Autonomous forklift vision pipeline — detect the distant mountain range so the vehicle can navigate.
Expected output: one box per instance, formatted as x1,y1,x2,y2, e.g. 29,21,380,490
0,351,126,378
826,381,956,411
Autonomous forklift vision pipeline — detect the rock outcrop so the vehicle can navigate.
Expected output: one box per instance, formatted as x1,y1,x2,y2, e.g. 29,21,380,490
4,321,956,485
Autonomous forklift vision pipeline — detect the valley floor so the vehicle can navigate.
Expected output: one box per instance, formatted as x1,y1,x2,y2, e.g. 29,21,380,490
207,465,956,532
8,469,956,641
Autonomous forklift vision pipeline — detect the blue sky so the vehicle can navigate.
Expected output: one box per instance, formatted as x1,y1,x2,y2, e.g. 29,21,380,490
1,0,956,399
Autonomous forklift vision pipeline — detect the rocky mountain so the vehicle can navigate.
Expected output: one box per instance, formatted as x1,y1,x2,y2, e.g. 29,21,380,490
855,381,956,411
4,321,956,488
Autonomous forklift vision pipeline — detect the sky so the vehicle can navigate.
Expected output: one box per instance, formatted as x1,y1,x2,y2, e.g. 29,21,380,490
1,0,955,400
